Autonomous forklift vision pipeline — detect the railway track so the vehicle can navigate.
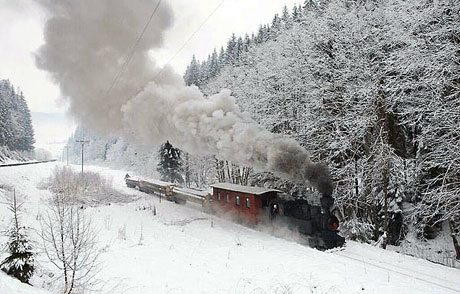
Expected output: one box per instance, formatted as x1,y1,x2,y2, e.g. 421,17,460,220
332,249,460,293
0,159,57,168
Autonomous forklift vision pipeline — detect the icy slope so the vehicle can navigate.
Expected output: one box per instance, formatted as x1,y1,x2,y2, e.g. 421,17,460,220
0,162,459,294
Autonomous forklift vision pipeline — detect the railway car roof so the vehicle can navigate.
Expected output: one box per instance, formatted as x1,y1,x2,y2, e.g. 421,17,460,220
210,183,281,195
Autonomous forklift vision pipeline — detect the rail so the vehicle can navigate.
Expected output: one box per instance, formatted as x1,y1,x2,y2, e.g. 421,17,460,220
0,159,57,168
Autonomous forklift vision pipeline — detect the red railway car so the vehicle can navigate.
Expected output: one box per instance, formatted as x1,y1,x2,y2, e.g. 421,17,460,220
211,183,280,225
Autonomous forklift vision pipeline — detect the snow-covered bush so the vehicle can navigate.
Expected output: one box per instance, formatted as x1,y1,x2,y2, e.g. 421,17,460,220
340,218,375,243
39,166,129,204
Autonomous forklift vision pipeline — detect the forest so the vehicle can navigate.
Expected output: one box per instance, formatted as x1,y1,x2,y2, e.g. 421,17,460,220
0,79,35,161
183,0,460,254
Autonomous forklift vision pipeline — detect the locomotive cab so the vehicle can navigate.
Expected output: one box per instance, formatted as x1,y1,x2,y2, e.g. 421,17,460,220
268,198,345,249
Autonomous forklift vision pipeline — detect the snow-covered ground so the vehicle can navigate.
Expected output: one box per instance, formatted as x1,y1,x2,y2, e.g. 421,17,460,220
0,271,51,294
0,162,459,294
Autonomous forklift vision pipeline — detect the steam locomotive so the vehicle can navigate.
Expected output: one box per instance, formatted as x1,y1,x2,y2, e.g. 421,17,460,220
268,195,345,249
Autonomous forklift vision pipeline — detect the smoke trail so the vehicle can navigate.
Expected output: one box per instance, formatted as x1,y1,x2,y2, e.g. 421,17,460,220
35,0,333,195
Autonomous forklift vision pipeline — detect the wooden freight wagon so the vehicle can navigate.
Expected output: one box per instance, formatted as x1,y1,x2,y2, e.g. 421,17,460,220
211,183,280,225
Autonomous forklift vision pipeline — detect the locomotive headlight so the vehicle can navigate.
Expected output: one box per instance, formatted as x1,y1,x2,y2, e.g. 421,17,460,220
332,221,339,230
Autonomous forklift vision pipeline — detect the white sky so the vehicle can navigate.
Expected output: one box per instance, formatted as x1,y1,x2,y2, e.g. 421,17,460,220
1,0,301,114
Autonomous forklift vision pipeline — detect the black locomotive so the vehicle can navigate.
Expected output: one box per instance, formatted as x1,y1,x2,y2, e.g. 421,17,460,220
269,195,345,249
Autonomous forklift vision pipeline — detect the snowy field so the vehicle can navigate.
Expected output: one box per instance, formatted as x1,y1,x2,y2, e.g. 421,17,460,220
1,162,459,294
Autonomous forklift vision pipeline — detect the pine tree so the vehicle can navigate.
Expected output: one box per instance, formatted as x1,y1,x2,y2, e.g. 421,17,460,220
184,55,201,87
235,36,244,61
225,34,237,65
209,49,219,78
243,34,251,52
0,83,12,147
292,4,300,22
270,14,282,39
303,0,317,10
157,141,184,184
218,46,226,69
16,92,35,151
0,80,15,149
1,190,35,284
200,55,213,85
281,5,292,28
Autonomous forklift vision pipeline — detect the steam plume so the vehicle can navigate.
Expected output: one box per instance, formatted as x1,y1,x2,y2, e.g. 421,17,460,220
35,0,333,195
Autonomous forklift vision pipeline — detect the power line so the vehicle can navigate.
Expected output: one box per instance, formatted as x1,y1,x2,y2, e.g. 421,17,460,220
105,0,163,97
154,0,225,79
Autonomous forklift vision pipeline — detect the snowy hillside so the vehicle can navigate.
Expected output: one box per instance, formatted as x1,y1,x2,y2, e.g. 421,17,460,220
0,162,459,293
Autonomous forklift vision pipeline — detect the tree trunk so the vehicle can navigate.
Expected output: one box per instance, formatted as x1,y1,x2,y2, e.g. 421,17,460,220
382,160,390,249
215,158,225,182
185,153,190,188
354,160,359,198
225,161,231,183
448,219,460,260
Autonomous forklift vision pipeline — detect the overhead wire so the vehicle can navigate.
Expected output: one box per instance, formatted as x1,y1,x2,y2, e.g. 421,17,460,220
105,0,224,94
153,0,225,79
105,0,162,97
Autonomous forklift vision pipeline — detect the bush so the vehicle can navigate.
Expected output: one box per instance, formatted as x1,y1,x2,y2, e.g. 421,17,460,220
39,166,130,204
340,218,374,243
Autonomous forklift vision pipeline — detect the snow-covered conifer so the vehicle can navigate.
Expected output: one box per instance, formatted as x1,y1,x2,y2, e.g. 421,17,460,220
157,141,184,184
0,191,35,284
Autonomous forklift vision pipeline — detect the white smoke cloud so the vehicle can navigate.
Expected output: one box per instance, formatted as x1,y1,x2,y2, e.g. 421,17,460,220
35,0,332,195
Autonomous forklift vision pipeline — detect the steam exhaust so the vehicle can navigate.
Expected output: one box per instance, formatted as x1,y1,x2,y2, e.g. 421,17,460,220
34,0,333,196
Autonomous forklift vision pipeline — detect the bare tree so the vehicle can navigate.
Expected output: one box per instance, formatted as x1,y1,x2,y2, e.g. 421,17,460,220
40,192,99,294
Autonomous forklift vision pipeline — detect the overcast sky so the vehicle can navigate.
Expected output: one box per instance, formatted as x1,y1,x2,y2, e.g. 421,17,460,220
0,0,301,114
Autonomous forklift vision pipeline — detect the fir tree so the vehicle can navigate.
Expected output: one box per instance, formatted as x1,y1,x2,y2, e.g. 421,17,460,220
184,55,201,87
281,5,291,27
209,48,219,78
16,92,35,151
157,141,184,184
225,33,237,65
243,34,251,52
292,4,299,21
218,46,226,69
1,190,35,284
0,80,35,152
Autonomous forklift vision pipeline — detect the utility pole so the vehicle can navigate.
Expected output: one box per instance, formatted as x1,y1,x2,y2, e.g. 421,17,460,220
75,140,89,174
64,145,71,166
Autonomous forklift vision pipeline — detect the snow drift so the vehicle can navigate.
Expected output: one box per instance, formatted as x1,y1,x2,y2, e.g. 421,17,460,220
34,0,332,194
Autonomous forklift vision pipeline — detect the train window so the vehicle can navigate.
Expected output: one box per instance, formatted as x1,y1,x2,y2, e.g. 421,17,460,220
235,195,240,206
226,194,229,203
245,197,250,208
217,192,221,201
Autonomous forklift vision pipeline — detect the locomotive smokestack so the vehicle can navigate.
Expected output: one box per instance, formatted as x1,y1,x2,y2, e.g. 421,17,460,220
34,0,334,196
304,163,333,197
